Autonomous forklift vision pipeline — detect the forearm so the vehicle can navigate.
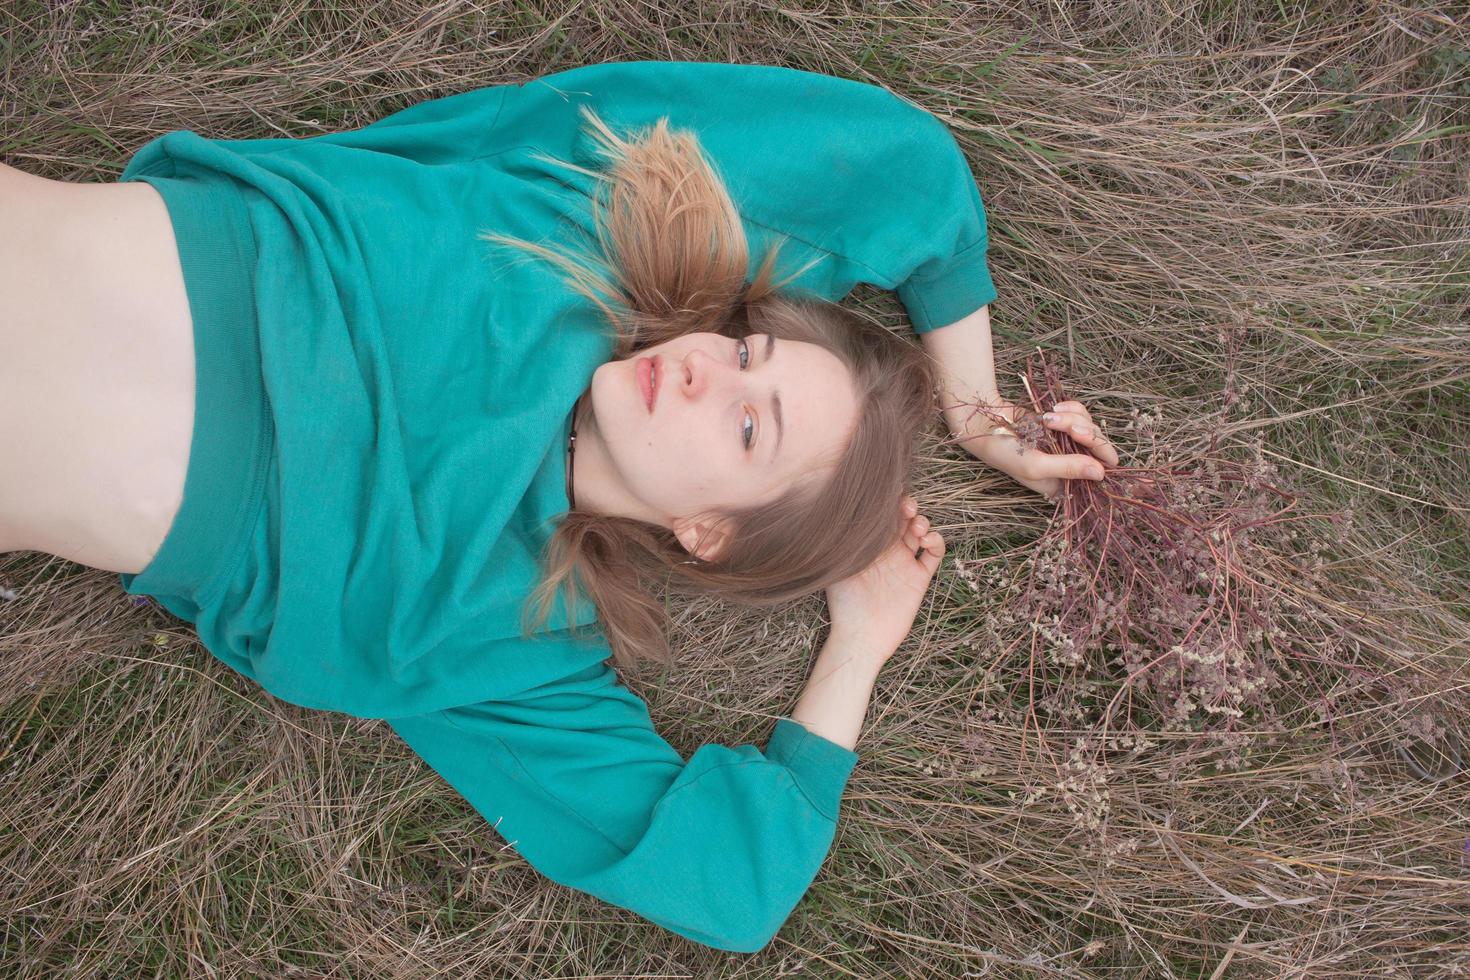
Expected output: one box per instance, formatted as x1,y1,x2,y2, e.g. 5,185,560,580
788,632,886,752
918,303,1001,433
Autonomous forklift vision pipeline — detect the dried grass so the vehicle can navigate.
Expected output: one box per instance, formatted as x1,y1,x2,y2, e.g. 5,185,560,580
3,0,1468,976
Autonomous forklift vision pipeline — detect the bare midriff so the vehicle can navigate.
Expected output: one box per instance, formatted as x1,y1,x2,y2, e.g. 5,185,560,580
0,166,194,575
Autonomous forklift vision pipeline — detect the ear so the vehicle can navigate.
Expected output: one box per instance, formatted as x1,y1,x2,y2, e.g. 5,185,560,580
672,516,732,563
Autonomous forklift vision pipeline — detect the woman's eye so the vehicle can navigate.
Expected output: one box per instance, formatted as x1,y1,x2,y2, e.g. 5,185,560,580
738,337,754,450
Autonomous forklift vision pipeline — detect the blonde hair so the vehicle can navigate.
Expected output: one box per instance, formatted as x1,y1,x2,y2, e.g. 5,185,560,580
480,105,938,670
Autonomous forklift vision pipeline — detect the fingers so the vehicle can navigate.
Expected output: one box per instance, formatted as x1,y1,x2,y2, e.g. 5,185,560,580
904,525,943,561
897,494,943,572
901,514,930,552
898,493,918,534
1034,452,1108,482
1040,407,1120,467
1040,409,1096,441
918,529,944,575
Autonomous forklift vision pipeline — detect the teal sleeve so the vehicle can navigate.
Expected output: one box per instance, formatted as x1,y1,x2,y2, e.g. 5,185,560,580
342,60,997,332
384,661,860,953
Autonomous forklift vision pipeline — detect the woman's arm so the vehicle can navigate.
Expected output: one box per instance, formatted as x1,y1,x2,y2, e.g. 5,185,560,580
920,303,1119,497
918,302,1001,434
793,494,947,751
385,659,860,953
367,61,1000,331
788,632,886,752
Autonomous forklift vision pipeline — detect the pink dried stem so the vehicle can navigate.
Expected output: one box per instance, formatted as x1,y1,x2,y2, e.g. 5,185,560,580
991,348,1341,768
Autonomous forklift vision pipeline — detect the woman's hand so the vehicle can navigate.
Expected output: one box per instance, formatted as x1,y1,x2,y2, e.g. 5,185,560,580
952,396,1119,499
824,494,945,663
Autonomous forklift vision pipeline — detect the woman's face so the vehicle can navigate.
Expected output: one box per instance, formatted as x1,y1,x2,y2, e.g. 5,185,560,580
575,331,861,558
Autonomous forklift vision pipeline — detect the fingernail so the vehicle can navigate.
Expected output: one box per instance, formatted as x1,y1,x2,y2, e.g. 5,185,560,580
1042,412,1057,422
1090,466,1105,479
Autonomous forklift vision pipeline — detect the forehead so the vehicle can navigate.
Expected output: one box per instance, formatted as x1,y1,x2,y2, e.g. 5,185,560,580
765,335,856,475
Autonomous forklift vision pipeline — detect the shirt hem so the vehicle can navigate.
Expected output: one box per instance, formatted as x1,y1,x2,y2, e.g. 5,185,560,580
114,165,274,615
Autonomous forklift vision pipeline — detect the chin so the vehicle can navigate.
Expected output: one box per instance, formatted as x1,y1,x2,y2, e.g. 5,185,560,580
601,357,639,417
585,363,624,437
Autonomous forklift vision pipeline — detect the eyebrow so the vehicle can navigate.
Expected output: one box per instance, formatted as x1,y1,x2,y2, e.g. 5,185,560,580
766,333,784,463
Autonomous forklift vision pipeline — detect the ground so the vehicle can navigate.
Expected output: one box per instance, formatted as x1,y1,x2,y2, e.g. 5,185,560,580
1,1,1467,975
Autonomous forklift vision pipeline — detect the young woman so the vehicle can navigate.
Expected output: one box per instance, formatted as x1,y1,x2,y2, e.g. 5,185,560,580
0,60,1115,951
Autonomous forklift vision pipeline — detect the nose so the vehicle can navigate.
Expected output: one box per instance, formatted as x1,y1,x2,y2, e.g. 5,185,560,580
679,347,735,401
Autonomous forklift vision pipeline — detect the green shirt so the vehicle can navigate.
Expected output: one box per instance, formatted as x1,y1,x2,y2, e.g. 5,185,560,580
117,60,996,952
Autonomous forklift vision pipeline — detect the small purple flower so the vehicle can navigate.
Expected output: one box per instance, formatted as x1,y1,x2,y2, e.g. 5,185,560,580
131,596,152,608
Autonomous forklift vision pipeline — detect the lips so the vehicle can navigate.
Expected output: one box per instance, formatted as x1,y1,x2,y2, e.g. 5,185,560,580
637,355,661,413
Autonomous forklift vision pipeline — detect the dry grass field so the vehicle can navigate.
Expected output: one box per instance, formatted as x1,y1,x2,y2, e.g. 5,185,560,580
2,2,1467,976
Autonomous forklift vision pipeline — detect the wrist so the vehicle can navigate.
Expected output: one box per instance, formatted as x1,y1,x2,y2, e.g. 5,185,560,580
944,397,1022,463
824,629,894,670
941,396,1009,439
791,633,887,751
